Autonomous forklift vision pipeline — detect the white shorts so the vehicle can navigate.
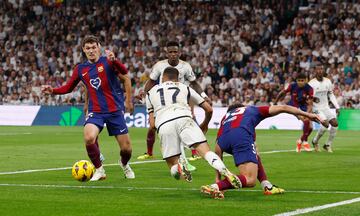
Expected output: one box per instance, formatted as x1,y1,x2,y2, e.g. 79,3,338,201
158,117,207,159
313,107,336,121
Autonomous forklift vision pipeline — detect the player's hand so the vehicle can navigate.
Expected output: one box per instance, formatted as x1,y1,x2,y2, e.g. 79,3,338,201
308,113,324,125
199,122,208,134
135,90,145,100
105,50,115,61
125,100,134,115
336,109,340,116
41,85,53,94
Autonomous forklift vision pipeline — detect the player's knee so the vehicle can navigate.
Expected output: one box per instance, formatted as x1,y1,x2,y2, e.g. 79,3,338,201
246,176,257,187
331,121,338,127
84,135,97,145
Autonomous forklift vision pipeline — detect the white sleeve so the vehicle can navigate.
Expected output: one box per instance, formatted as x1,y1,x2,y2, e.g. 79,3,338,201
328,82,340,109
184,63,196,82
149,63,161,81
145,93,154,113
189,86,205,105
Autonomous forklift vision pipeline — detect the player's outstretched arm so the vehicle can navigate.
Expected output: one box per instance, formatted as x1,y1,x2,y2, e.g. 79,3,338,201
41,85,53,94
199,101,213,134
118,73,134,114
269,105,324,125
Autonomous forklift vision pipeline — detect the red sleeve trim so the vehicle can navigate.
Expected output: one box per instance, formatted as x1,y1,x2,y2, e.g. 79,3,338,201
258,106,270,118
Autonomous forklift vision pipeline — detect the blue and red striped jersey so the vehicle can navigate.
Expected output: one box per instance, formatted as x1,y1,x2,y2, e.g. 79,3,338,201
53,56,128,113
285,82,313,111
217,106,271,142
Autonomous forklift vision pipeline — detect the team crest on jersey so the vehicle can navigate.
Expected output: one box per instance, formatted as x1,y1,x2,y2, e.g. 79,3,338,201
90,78,101,90
97,66,104,73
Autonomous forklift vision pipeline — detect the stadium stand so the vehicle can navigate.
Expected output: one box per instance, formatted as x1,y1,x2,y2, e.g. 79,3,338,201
0,0,359,108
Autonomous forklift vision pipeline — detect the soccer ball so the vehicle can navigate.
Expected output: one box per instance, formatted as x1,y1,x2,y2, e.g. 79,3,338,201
71,160,95,182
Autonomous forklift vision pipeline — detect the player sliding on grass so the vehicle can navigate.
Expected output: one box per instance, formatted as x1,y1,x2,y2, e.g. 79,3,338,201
146,67,240,187
42,35,135,181
201,103,325,199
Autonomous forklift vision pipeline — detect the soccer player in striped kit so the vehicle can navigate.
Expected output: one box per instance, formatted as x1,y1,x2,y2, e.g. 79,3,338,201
201,103,324,199
42,35,134,181
275,73,314,152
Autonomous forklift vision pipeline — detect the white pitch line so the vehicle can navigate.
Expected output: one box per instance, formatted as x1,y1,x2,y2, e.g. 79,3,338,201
0,132,32,136
0,183,359,196
274,197,360,216
0,149,294,176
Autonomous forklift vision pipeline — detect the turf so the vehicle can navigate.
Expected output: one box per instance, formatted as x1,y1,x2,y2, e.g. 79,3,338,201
0,126,359,216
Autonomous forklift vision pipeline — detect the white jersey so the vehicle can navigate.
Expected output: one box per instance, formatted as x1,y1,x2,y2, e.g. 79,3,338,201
308,77,340,110
150,59,196,85
146,81,204,129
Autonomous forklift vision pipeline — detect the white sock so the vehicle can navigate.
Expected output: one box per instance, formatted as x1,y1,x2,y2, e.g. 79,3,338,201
204,151,227,172
211,183,219,190
327,126,337,146
313,125,327,144
170,164,180,180
261,180,272,189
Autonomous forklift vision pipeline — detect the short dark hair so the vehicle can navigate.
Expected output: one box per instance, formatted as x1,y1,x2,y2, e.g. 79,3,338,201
296,73,307,80
163,67,179,80
166,41,180,48
227,102,244,112
81,35,100,47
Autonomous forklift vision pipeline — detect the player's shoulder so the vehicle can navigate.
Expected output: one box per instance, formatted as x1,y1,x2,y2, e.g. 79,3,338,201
179,60,193,69
153,59,168,67
308,78,318,85
323,77,332,83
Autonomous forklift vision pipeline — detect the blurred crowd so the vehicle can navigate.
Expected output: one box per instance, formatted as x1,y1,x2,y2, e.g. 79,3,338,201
0,0,359,109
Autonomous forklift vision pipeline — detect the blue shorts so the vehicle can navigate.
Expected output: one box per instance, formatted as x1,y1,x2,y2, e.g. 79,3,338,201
85,111,128,136
217,128,258,166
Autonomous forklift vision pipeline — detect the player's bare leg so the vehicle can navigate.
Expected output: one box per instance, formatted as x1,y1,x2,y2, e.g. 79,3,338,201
116,133,135,179
312,121,329,152
84,124,106,181
324,118,338,153
137,127,156,160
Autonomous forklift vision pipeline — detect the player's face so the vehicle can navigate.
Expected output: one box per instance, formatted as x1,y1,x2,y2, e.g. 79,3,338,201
296,78,306,87
166,46,180,65
315,66,324,80
83,42,101,63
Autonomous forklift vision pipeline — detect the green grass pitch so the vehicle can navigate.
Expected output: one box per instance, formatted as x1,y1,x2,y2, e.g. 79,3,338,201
0,126,360,216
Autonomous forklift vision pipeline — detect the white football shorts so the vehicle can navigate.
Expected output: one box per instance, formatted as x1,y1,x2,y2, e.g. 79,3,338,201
158,117,207,159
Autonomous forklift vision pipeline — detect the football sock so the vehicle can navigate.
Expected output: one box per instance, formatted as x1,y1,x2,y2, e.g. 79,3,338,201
216,174,247,190
327,126,337,146
146,129,155,155
191,149,198,156
204,151,226,172
170,164,179,179
86,143,101,168
313,125,327,144
261,180,273,189
256,154,268,183
120,149,131,166
301,120,311,142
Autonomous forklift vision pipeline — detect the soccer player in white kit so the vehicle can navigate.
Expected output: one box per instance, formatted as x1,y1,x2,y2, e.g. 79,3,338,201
145,67,241,188
138,41,208,169
308,64,340,152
